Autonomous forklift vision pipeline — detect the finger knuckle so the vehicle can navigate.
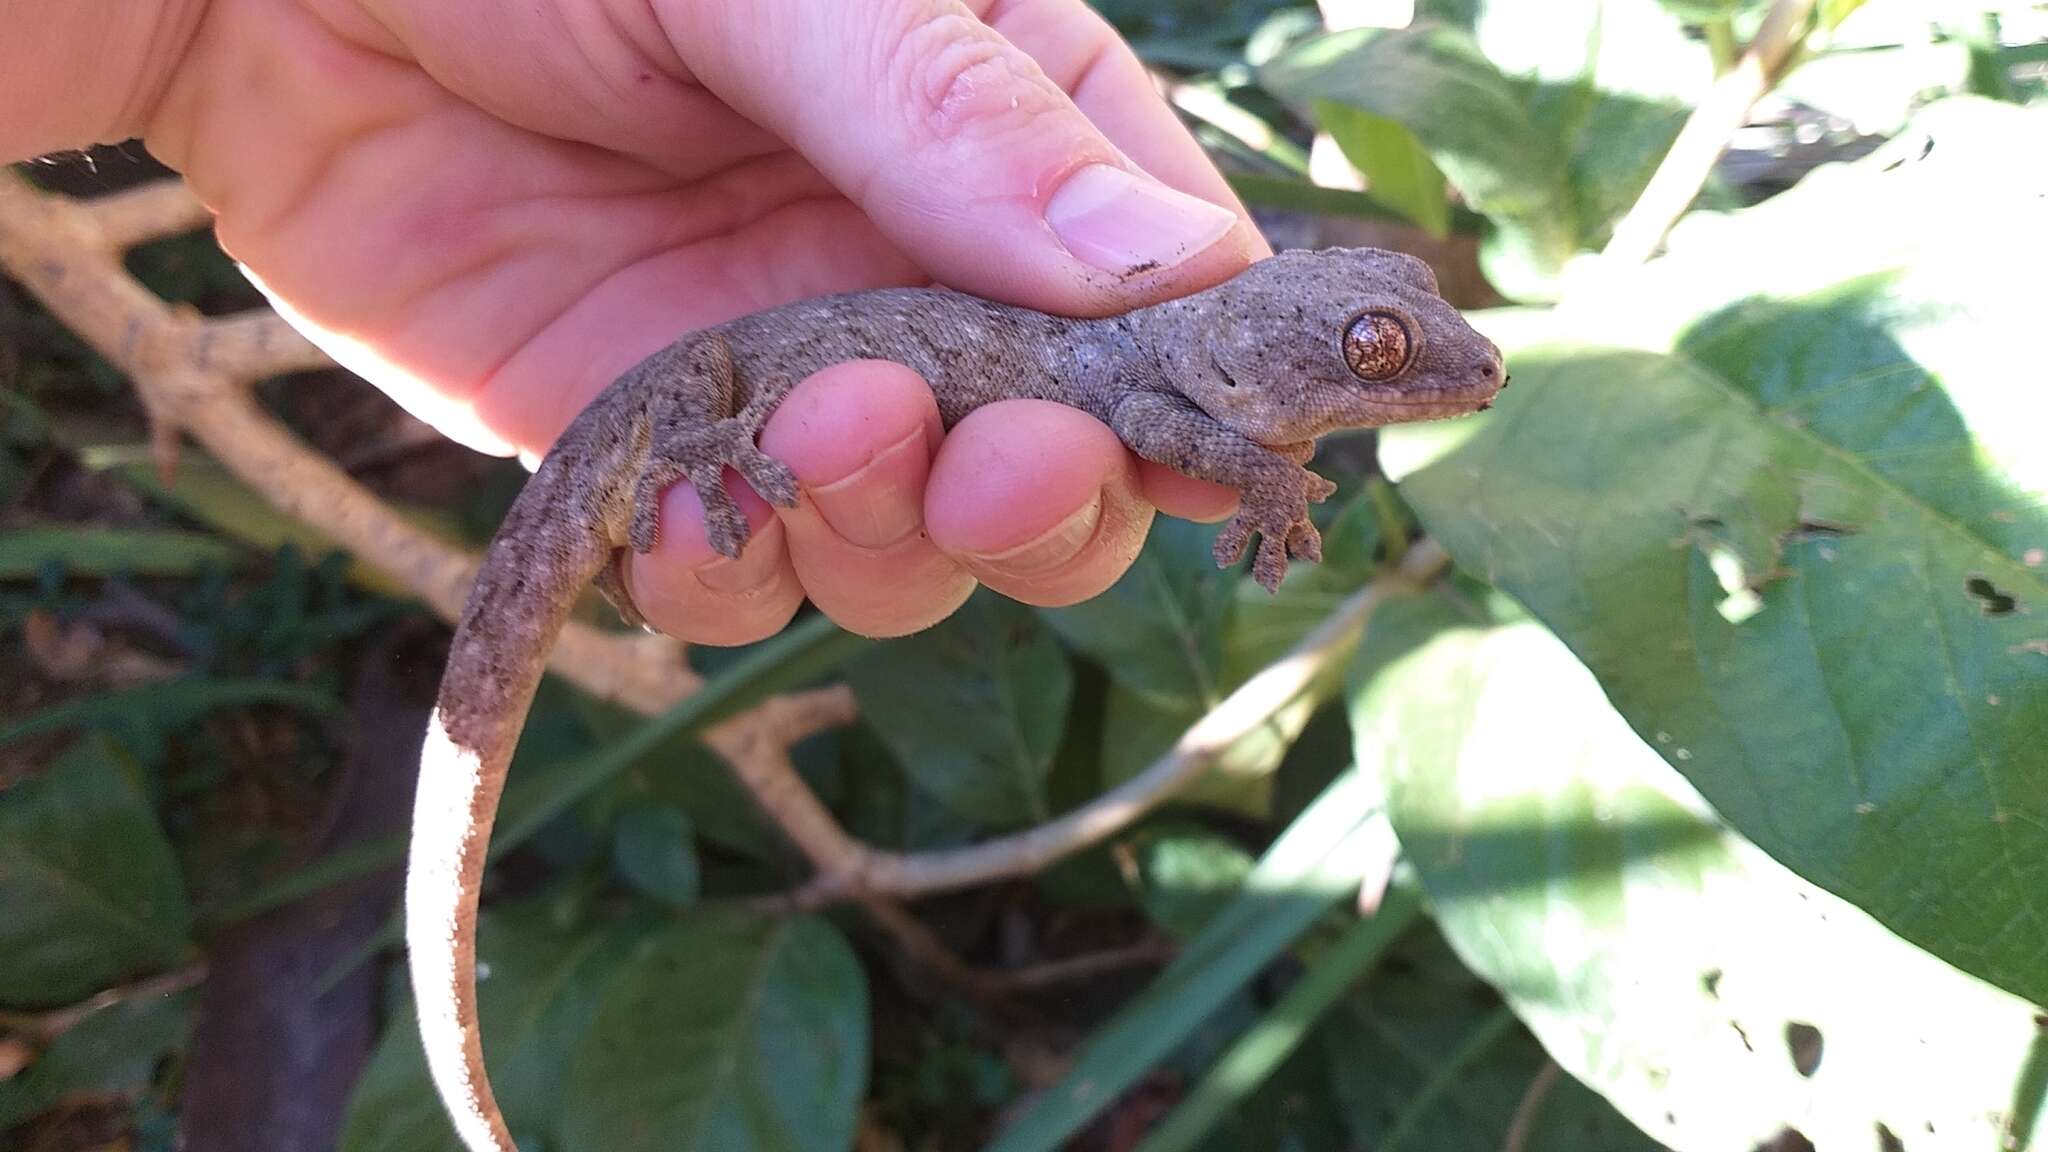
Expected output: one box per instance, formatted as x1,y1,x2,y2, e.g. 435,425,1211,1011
883,3,1067,147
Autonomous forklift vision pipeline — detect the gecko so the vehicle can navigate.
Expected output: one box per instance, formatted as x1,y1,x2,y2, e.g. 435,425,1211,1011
404,246,1504,1152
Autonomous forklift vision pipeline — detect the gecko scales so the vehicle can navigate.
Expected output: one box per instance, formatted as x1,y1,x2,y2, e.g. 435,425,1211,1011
406,246,1504,1152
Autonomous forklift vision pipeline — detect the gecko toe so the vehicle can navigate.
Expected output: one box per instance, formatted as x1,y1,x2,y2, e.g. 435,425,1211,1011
741,451,800,509
1288,522,1323,563
1251,535,1290,592
1213,517,1252,568
1304,472,1338,503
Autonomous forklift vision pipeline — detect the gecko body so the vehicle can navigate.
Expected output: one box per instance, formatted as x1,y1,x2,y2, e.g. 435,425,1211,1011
407,247,1504,1152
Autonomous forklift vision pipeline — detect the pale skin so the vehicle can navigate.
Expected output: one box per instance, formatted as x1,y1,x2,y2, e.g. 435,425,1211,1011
4,0,1291,643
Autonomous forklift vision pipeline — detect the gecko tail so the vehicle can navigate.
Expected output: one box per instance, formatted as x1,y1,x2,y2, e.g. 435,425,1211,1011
407,709,521,1152
404,454,615,1152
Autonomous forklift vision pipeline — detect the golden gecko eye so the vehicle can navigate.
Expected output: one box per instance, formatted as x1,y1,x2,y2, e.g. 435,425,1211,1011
1342,310,1416,382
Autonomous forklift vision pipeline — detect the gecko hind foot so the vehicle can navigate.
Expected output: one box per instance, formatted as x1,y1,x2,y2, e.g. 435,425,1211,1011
629,419,800,559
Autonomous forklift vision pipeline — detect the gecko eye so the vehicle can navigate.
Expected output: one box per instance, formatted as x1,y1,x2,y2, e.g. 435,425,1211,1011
1342,310,1416,382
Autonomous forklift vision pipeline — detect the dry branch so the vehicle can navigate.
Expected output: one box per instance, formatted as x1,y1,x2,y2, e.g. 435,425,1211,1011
0,168,1451,930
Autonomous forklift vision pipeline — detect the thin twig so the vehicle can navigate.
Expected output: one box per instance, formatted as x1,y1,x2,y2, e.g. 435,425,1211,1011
1599,0,1817,267
783,539,1453,908
0,963,207,1042
1502,1060,1563,1152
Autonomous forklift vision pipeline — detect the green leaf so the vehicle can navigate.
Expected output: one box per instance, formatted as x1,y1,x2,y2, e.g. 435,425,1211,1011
985,768,1394,1152
0,676,341,758
1133,890,1421,1152
561,909,867,1152
0,984,195,1128
1348,593,2048,1149
1263,24,1565,221
86,450,462,598
850,591,1072,826
1384,103,2048,1003
610,805,700,908
1225,173,1486,233
1314,102,1451,237
341,904,649,1152
1263,17,1691,297
1318,928,1667,1152
0,735,192,1006
1128,823,1256,939
1042,518,1235,711
0,527,241,579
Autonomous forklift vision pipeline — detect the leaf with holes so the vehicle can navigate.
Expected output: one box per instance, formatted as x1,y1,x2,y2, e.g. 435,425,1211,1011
1348,590,2047,1151
561,909,867,1152
1384,100,2048,1006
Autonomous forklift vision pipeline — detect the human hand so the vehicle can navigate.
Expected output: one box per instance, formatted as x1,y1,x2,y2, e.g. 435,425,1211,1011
124,0,1270,640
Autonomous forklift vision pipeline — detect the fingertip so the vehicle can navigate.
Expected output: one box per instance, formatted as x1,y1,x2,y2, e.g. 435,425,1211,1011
927,399,1153,606
624,474,806,645
1137,461,1239,524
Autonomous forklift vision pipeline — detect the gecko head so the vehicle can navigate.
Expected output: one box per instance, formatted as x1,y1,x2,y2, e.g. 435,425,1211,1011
1147,247,1504,445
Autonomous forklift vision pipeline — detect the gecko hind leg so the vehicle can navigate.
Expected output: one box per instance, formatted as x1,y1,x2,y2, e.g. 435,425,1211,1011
626,335,800,560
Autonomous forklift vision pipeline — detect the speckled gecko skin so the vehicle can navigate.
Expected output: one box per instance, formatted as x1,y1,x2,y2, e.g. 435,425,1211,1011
406,246,1504,1152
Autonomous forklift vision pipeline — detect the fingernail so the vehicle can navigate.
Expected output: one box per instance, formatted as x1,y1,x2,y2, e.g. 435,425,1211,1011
1045,164,1238,276
970,492,1103,577
807,427,930,549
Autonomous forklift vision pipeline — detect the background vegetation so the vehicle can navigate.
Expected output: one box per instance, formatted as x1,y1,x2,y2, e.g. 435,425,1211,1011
2,1,2044,1150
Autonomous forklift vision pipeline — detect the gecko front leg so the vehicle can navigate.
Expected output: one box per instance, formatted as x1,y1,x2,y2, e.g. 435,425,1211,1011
1105,391,1336,591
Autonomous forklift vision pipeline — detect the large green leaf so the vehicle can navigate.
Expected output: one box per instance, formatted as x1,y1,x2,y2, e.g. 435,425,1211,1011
341,905,649,1152
0,735,192,1006
1384,101,2048,1004
1348,591,2048,1150
850,590,1072,825
561,909,867,1152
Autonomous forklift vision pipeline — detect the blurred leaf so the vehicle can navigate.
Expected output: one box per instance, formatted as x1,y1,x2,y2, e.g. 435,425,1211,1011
562,909,867,1152
1348,592,2048,1150
1133,889,1421,1152
1225,173,1486,232
0,527,240,579
851,591,1072,826
1263,18,1691,297
985,768,1395,1152
86,450,461,599
0,735,192,1006
341,904,649,1152
1042,518,1235,711
1264,23,1566,221
1384,101,2048,1005
1129,823,1256,939
610,805,700,908
0,676,339,763
1319,926,1666,1152
0,985,195,1128
1315,102,1451,236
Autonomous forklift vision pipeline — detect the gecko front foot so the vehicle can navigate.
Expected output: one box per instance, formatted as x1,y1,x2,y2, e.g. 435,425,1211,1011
1214,466,1338,591
630,408,800,560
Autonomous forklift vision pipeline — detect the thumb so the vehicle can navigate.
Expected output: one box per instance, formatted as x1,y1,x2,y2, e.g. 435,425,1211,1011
654,0,1260,313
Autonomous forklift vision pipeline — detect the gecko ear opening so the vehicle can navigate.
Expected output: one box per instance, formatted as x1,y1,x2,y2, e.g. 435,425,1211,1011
1342,308,1418,382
